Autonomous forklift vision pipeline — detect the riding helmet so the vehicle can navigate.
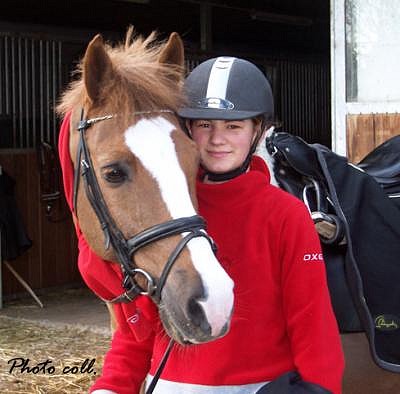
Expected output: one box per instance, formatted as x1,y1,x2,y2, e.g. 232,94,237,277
178,56,274,121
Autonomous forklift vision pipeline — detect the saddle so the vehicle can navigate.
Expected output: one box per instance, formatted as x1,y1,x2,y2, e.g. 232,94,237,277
357,135,400,197
266,132,400,373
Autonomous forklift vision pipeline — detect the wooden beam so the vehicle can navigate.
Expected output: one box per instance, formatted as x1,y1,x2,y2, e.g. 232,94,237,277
346,114,375,163
200,3,212,52
4,261,43,308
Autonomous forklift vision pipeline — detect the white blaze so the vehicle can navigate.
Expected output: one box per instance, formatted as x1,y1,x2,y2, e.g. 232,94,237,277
124,117,234,336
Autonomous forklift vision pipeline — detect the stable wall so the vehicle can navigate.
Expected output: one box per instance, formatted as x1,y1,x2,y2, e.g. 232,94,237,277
0,150,80,297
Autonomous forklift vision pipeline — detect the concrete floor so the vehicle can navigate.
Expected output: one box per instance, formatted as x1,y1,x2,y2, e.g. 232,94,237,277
1,287,400,393
0,287,111,335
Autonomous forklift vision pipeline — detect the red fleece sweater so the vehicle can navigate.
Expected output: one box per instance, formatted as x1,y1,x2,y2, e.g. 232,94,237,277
58,114,344,394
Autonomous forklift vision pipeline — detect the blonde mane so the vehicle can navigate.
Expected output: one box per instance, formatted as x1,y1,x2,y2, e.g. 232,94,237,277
57,27,185,119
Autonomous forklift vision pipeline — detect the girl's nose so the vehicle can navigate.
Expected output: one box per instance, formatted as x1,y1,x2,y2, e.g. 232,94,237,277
209,125,225,144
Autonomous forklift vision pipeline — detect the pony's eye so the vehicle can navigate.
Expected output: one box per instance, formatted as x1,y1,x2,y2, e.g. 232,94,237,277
102,166,128,184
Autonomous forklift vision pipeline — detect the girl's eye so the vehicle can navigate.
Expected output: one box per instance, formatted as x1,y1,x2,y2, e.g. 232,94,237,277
194,120,210,128
102,166,128,184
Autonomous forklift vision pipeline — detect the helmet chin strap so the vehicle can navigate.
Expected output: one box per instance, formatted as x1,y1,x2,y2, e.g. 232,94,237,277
202,147,255,182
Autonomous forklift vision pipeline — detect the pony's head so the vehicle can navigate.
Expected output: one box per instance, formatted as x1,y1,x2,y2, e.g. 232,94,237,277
58,28,234,344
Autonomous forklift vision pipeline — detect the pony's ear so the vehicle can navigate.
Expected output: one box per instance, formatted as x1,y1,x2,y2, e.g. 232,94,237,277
83,34,113,104
158,32,184,79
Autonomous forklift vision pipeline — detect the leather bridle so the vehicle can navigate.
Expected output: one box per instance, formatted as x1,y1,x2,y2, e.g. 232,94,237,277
73,109,217,305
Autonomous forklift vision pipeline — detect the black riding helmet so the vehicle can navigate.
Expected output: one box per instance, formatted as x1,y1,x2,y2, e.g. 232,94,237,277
178,56,274,181
178,56,274,121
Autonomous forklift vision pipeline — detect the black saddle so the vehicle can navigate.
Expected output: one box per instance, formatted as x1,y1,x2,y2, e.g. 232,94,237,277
357,135,400,189
356,136,400,201
266,135,330,215
266,131,400,374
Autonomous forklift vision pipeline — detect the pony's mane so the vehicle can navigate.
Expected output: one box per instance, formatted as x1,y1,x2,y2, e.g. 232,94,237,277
57,27,185,120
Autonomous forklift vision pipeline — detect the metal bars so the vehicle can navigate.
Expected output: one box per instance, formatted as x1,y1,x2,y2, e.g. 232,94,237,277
0,34,62,149
0,31,330,149
279,60,330,147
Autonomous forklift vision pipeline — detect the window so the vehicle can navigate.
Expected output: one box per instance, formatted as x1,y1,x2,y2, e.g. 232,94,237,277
346,0,400,102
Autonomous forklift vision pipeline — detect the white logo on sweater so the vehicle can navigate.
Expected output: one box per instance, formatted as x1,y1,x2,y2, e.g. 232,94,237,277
127,313,139,324
303,253,323,262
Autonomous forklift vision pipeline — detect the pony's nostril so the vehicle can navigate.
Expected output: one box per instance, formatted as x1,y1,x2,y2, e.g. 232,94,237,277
187,297,211,335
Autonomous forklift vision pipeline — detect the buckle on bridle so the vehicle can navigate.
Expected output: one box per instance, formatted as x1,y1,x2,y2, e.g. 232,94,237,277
129,268,157,296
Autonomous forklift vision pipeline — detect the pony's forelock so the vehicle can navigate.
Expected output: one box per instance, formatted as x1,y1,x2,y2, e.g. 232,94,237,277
56,27,185,122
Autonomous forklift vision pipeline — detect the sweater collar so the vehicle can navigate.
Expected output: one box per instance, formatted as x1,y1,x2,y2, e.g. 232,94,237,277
196,156,271,210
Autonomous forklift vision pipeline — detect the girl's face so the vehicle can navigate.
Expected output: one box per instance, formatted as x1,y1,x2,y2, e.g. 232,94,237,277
188,119,259,181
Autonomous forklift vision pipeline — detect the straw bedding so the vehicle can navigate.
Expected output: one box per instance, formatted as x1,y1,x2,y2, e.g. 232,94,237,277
0,316,110,393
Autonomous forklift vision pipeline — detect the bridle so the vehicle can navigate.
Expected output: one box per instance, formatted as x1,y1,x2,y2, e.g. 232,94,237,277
73,109,217,305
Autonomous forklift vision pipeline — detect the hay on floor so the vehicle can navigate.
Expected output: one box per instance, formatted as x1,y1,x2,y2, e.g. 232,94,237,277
0,316,110,393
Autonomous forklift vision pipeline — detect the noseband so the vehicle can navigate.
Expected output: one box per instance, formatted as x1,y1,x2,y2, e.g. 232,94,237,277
73,109,216,304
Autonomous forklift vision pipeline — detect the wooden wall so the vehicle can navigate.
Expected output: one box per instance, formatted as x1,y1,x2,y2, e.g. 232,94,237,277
346,113,400,163
0,150,80,297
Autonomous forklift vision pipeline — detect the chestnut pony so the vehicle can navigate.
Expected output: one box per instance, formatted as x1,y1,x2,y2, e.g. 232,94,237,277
57,29,234,345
